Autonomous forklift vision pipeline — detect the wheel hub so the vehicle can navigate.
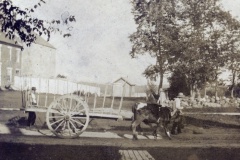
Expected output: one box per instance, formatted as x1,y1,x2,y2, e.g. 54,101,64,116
64,114,71,121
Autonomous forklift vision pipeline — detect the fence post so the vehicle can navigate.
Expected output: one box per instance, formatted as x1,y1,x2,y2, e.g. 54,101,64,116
44,79,49,108
21,76,25,108
110,84,115,114
102,84,108,113
118,83,125,114
37,78,40,106
67,80,69,95
93,92,97,110
53,79,56,100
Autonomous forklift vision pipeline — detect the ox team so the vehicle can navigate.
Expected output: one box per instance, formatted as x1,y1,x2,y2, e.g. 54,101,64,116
131,89,184,140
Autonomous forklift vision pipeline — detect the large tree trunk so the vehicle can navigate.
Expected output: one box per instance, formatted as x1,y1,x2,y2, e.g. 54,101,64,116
190,84,195,99
231,89,234,98
213,70,219,102
204,85,207,97
196,88,201,99
214,81,218,102
158,72,164,94
231,70,236,98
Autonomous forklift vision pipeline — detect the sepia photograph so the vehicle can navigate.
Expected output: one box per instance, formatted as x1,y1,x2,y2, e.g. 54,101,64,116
0,0,240,159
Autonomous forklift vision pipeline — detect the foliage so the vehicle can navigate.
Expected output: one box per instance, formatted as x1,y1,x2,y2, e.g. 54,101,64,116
0,0,75,48
227,82,240,98
56,74,67,79
223,17,240,97
205,86,226,98
174,0,231,97
130,0,240,98
167,68,190,99
129,0,181,93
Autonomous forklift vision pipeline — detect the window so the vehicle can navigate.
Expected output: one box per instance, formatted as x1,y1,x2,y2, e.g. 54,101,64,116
16,49,20,63
7,67,12,83
0,63,2,86
8,47,12,61
0,44,2,61
15,69,20,76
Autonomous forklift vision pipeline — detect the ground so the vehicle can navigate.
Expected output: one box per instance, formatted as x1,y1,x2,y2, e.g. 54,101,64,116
0,91,240,160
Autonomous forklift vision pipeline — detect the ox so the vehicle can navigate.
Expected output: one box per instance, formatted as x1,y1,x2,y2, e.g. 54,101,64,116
131,102,172,140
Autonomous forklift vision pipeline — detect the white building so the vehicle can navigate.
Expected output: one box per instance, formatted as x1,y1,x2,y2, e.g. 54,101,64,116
112,77,135,97
21,36,56,78
0,32,56,89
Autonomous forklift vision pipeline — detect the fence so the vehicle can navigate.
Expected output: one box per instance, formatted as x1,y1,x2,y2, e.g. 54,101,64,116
133,92,147,97
13,76,100,96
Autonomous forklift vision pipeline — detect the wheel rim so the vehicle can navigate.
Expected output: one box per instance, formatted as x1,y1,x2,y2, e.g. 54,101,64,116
46,95,89,138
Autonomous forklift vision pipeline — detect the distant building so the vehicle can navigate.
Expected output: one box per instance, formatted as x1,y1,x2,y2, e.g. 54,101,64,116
0,33,22,87
0,32,56,88
21,36,56,78
112,77,135,97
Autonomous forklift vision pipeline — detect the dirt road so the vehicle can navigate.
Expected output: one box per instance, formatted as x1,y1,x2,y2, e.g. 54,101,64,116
1,111,240,160
1,98,240,160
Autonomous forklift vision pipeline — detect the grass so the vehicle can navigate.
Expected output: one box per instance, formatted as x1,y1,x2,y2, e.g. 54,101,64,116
1,91,239,113
0,91,23,108
0,91,146,111
1,91,239,131
0,91,145,130
183,106,240,113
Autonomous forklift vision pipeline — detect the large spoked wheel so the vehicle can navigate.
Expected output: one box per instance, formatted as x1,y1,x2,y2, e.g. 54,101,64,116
46,94,89,139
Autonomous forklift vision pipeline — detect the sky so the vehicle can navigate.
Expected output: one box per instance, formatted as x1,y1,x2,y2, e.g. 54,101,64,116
12,0,240,85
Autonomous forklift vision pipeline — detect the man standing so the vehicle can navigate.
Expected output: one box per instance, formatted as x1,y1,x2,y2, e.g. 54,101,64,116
171,92,184,135
157,88,168,107
27,87,37,129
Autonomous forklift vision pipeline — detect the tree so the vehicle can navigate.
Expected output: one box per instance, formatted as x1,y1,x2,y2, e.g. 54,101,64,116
0,0,75,48
203,6,240,99
172,0,237,99
168,67,190,99
129,0,181,94
130,0,240,99
223,16,240,97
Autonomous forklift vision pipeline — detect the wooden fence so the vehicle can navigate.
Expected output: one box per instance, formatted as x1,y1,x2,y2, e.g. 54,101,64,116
13,76,100,96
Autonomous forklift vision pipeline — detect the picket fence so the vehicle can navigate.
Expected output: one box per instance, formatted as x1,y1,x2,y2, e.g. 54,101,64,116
13,76,100,96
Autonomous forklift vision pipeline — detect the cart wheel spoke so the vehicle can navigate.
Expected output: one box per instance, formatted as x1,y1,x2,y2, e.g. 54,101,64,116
70,119,85,126
62,100,68,109
50,118,64,126
69,120,78,132
62,121,67,131
67,121,72,136
71,102,80,112
56,102,65,112
49,107,65,115
54,120,65,131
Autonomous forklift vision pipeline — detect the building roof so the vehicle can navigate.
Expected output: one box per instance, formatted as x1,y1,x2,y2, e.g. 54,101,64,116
34,35,56,49
0,32,55,49
113,77,135,86
0,33,22,48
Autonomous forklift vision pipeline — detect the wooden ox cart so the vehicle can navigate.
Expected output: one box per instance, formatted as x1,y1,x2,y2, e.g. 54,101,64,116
6,76,133,139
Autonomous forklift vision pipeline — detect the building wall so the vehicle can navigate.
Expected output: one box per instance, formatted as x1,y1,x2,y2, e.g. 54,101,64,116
0,44,22,87
21,43,56,78
112,79,135,97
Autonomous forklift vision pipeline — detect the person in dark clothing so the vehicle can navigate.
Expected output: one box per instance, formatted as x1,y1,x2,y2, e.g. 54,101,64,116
171,110,184,134
27,87,37,128
27,111,36,127
171,92,185,134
